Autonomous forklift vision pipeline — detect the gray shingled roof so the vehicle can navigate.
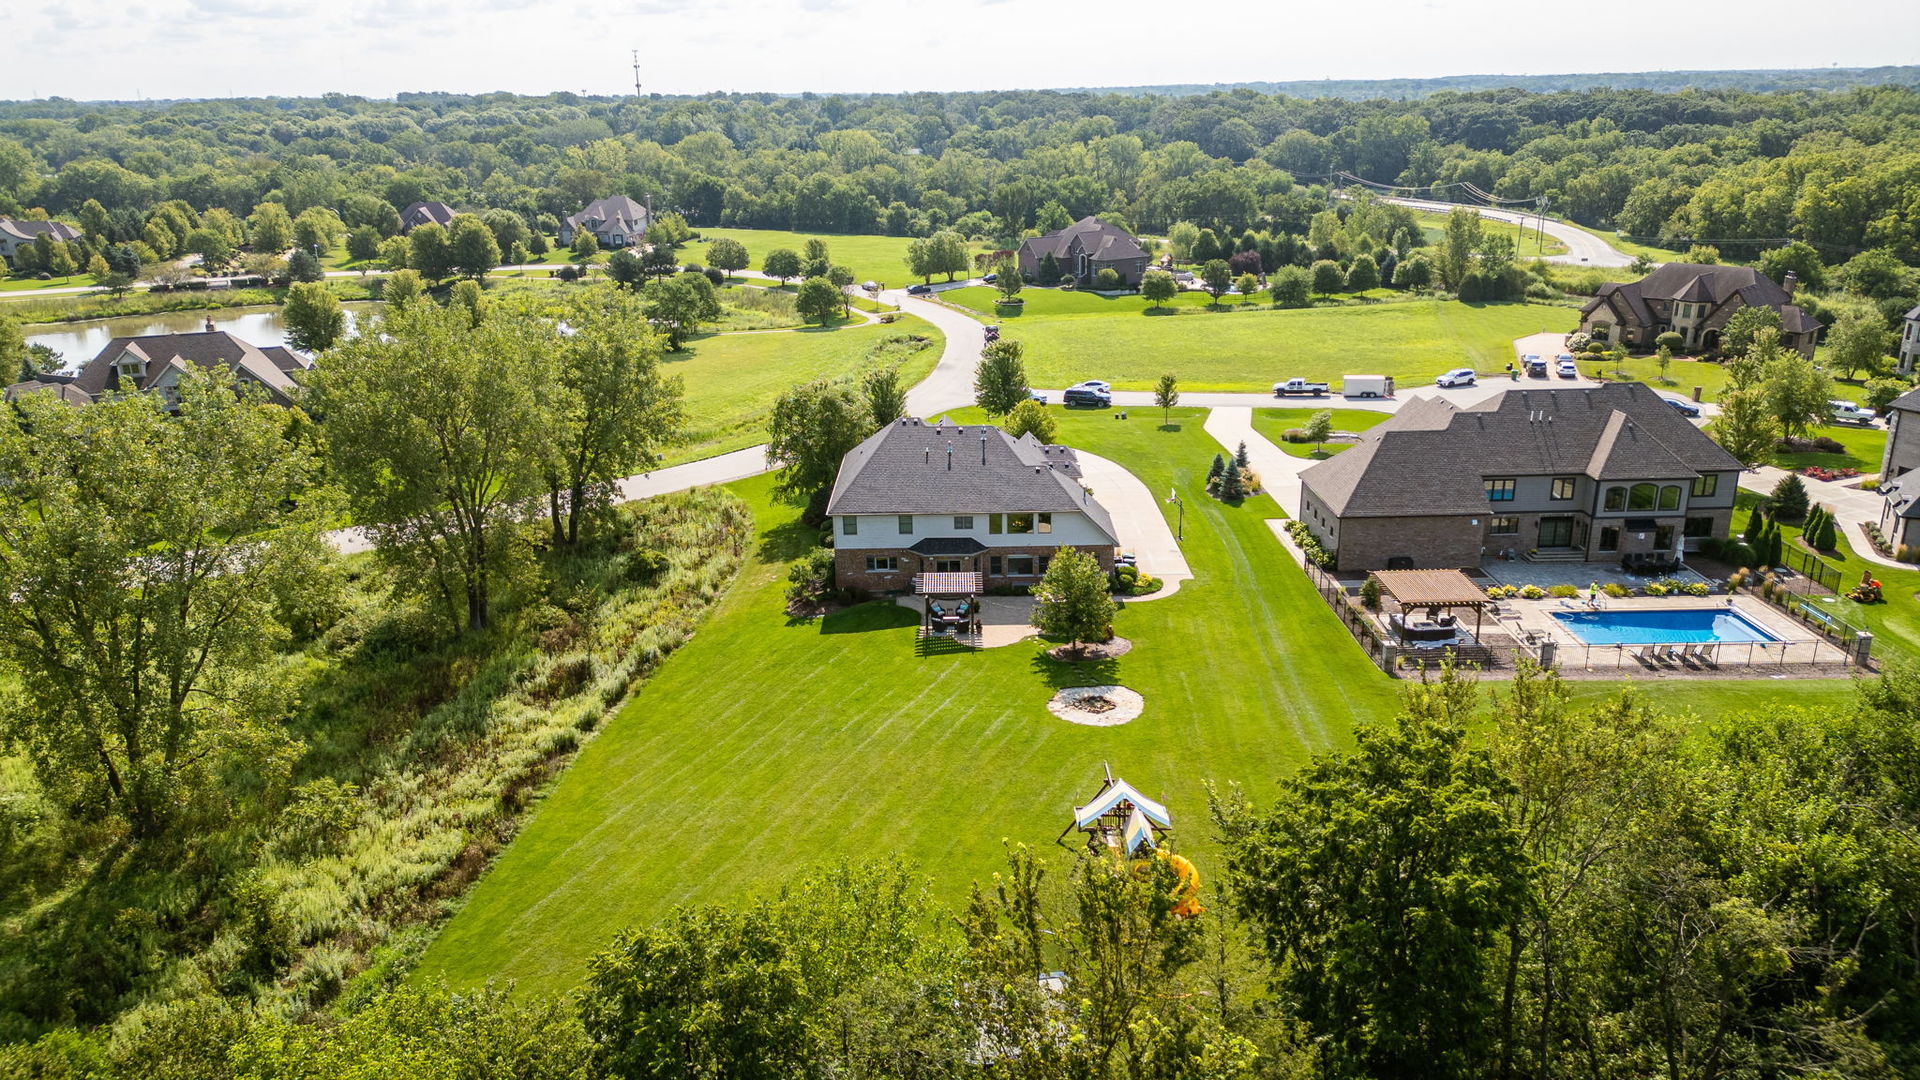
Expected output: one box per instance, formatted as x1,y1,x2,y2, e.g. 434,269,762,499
0,218,83,244
1887,385,1920,415
566,196,649,235
1579,263,1817,336
1019,216,1145,265
399,201,457,230
826,418,1117,543
1882,476,1920,520
1301,383,1741,518
4,379,91,406
24,331,309,406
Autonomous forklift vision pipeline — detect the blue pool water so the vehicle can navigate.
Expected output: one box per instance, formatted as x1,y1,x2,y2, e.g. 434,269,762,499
1551,608,1779,645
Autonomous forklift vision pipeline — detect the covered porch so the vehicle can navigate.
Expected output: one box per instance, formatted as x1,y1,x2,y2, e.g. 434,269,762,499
912,571,984,648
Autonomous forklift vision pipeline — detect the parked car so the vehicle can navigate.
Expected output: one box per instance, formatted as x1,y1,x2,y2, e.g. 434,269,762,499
863,280,879,292
1666,398,1702,418
1556,357,1579,378
1830,399,1878,426
1435,368,1477,388
1029,390,1048,404
1069,380,1112,394
907,283,933,295
1063,386,1112,408
1522,354,1547,377
1272,378,1332,396
982,273,998,284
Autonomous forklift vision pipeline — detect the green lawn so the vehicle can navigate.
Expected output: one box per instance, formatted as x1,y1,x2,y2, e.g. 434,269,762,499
1249,408,1390,458
1732,495,1920,664
692,228,985,291
1412,209,1567,257
952,295,1574,392
1773,424,1887,473
0,274,98,293
415,404,1855,994
662,317,943,465
1589,355,1868,405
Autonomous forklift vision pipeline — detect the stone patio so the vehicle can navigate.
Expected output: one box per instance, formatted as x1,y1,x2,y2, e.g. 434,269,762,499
1476,558,1709,590
1493,592,1849,671
894,594,1039,648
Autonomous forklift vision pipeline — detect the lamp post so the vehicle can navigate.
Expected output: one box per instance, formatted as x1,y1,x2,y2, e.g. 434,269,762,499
1166,487,1184,541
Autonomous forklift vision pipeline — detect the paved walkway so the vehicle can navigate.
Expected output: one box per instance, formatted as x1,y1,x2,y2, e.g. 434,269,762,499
1074,448,1191,598
1739,464,1902,571
1203,407,1311,516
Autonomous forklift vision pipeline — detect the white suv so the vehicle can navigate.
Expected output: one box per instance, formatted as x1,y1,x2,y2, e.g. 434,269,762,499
1435,368,1477,388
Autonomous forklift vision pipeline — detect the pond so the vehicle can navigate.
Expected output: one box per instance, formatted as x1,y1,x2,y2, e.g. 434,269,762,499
23,305,369,373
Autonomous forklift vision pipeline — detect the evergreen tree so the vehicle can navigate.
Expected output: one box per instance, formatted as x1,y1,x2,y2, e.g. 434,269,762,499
1217,458,1247,500
1769,472,1810,522
1744,502,1767,543
1208,453,1225,482
1235,440,1251,468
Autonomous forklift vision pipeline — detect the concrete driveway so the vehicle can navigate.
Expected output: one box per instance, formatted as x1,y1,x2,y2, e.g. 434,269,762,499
1074,448,1192,598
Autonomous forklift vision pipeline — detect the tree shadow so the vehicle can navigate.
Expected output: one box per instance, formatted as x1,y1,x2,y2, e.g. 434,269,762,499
820,600,919,635
755,517,820,566
1157,423,1183,432
1028,648,1121,690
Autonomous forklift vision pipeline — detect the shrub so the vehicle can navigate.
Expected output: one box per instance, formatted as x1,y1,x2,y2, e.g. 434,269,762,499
1585,341,1609,355
1282,427,1308,443
1655,331,1685,353
1602,582,1631,598
1900,544,1920,564
1861,478,1880,492
1360,575,1382,611
1566,331,1593,352
1518,584,1546,600
1683,581,1712,596
1769,473,1810,522
1547,584,1579,598
784,547,837,609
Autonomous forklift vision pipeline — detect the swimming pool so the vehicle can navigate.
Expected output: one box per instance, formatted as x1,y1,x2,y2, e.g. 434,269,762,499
1551,608,1780,645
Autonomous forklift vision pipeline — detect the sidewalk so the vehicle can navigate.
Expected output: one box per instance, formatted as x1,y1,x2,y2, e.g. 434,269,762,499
1202,407,1311,516
1739,464,1903,570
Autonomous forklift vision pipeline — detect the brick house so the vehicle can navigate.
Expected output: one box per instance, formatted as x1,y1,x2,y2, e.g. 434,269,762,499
1016,216,1148,287
559,195,650,249
826,418,1119,594
398,201,457,233
1579,263,1819,358
1297,383,1742,572
0,217,82,261
4,328,310,408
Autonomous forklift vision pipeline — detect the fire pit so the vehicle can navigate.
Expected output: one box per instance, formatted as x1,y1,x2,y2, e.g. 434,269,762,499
1047,685,1144,726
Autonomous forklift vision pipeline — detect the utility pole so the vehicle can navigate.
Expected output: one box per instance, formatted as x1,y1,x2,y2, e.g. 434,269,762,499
631,50,642,97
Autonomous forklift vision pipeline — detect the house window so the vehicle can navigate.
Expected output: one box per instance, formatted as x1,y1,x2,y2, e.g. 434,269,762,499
1006,513,1036,534
1489,517,1519,535
898,515,914,534
934,558,966,572
1658,485,1682,511
1691,474,1717,498
989,515,1001,534
989,556,1001,575
1006,555,1037,576
865,556,898,572
1598,527,1620,552
953,515,974,530
1604,486,1626,511
1684,515,1715,538
1551,477,1576,501
1037,513,1052,534
1484,478,1516,502
1628,483,1657,510
842,516,858,536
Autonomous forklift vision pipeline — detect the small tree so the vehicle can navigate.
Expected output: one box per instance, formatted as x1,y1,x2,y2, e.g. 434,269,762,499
282,281,345,352
1207,453,1226,483
1745,501,1767,543
1094,267,1122,291
1654,343,1674,384
1235,440,1251,468
1345,253,1380,292
994,257,1023,301
1154,372,1179,427
1360,574,1382,611
862,366,906,428
1235,272,1260,300
1038,251,1063,285
286,248,323,283
1216,458,1247,501
1769,472,1810,523
1712,388,1780,469
1002,398,1056,444
1865,377,1911,413
706,237,749,278
796,276,841,325
1141,269,1178,311
1310,259,1344,297
1199,259,1232,303
1030,548,1117,654
763,247,802,284
1304,409,1334,455
570,228,599,259
1270,266,1312,308
974,339,1031,416
1814,510,1838,551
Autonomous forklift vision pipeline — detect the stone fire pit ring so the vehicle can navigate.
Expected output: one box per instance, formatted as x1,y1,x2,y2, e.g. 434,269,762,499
1047,684,1145,726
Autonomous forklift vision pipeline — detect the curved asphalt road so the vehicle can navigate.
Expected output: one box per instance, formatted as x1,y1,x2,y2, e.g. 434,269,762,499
1377,196,1633,268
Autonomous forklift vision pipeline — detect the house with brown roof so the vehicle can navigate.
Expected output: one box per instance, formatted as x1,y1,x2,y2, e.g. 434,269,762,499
0,217,83,261
826,417,1119,593
559,195,651,249
1579,263,1819,357
1297,383,1742,572
5,328,311,408
398,201,458,233
1016,216,1148,287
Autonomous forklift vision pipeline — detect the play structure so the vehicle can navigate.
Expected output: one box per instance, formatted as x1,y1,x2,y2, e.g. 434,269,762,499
1062,766,1203,917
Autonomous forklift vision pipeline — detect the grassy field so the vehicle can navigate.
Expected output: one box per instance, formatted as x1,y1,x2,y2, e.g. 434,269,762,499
1250,408,1390,458
1773,424,1887,472
946,294,1574,392
415,404,1856,994
1732,494,1920,664
1412,209,1567,257
691,228,986,290
946,286,1402,320
1586,355,1869,405
0,274,98,293
662,316,943,465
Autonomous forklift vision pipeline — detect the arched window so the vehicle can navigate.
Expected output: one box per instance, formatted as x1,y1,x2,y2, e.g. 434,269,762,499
1658,485,1682,511
1629,483,1657,510
1604,486,1627,511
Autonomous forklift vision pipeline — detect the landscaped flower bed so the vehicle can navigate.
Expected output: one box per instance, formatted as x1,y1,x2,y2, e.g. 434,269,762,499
1801,465,1861,482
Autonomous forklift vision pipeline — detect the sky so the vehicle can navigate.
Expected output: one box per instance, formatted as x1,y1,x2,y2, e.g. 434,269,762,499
4,0,1914,101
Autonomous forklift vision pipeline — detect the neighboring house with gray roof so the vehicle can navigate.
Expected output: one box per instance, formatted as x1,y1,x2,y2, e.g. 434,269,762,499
398,201,457,233
1579,263,1819,358
1878,383,1920,481
1298,383,1742,571
5,328,311,408
559,195,650,249
826,417,1119,592
1017,216,1148,287
0,217,83,261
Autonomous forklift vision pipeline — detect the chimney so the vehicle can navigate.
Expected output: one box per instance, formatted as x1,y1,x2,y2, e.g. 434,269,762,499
1783,270,1797,296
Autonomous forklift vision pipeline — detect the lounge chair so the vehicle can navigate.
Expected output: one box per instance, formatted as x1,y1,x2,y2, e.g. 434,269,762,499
1636,645,1657,665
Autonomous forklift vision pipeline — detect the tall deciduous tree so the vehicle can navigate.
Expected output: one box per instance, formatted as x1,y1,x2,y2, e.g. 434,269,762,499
292,207,345,255
1199,258,1232,302
766,379,873,516
314,303,551,631
1760,353,1833,438
1140,268,1177,310
1826,300,1896,379
1440,206,1484,289
927,230,971,281
973,338,1031,416
407,222,454,281
862,365,907,428
643,273,722,349
1029,548,1116,652
796,276,842,326
763,247,802,284
1270,265,1312,307
282,281,345,352
1711,387,1780,467
447,214,501,279
705,237,749,278
544,291,684,545
1310,259,1344,297
1214,669,1529,1080
0,373,332,841
247,201,294,254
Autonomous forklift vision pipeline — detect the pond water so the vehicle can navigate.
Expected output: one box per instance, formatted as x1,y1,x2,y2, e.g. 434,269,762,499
23,305,368,373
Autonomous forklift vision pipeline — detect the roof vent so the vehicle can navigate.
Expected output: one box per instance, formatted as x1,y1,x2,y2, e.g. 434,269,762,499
946,442,953,470
981,434,988,465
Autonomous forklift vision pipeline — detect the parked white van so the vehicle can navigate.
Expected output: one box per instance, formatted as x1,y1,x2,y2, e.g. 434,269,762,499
1830,400,1877,426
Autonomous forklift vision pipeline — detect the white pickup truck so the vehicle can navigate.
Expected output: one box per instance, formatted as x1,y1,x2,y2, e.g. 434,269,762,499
1272,378,1332,396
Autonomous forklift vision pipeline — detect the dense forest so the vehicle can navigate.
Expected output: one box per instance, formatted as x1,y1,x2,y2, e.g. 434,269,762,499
1089,66,1920,99
1,82,1917,263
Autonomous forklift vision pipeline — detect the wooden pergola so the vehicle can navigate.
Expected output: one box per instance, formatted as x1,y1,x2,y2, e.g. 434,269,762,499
913,571,983,645
1369,568,1491,639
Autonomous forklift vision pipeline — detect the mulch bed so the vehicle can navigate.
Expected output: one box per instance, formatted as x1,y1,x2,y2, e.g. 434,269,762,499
1046,636,1133,662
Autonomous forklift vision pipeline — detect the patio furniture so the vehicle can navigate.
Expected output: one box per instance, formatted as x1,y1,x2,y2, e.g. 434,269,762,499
914,571,984,646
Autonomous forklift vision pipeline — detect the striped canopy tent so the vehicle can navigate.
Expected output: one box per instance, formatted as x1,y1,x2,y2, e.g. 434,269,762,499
1062,770,1171,855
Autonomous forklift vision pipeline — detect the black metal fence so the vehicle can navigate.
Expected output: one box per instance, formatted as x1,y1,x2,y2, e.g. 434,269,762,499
1776,545,1844,596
